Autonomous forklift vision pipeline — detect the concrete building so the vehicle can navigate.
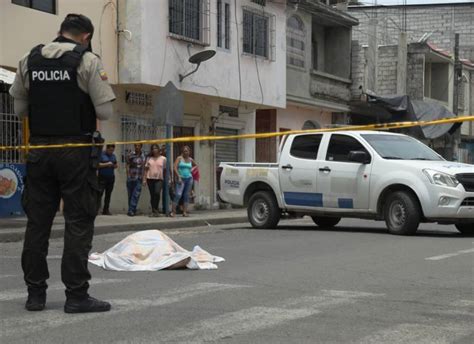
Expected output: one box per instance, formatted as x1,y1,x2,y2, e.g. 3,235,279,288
348,2,474,163
256,0,358,162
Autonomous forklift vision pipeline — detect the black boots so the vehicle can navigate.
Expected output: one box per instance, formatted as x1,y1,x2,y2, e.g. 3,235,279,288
26,294,111,313
64,296,111,313
25,293,46,311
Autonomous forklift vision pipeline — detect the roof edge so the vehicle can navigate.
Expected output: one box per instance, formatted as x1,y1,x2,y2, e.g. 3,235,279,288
348,2,473,9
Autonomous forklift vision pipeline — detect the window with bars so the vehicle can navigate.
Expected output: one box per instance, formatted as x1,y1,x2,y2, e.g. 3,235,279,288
1,84,23,164
11,0,56,14
287,15,305,68
224,3,230,49
312,40,319,71
120,115,165,163
217,1,231,49
219,105,238,117
125,91,153,107
243,9,270,59
169,0,210,45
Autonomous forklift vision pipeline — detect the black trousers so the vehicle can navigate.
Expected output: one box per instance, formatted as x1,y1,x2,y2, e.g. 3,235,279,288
98,175,115,212
147,179,163,212
22,137,98,300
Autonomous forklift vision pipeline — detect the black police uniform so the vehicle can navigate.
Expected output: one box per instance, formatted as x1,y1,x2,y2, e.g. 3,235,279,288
22,42,100,301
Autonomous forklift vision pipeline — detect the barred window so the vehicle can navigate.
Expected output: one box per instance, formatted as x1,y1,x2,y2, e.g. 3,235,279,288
243,9,269,58
12,0,56,14
125,91,153,107
217,0,222,47
121,116,164,163
224,3,230,49
169,0,210,44
217,1,231,49
287,15,305,68
1,84,23,164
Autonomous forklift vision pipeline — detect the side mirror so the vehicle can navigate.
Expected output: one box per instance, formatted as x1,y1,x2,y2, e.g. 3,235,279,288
348,150,371,164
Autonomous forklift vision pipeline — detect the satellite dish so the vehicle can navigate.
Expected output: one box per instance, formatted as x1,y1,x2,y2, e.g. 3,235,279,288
302,120,321,130
179,50,216,82
188,50,216,64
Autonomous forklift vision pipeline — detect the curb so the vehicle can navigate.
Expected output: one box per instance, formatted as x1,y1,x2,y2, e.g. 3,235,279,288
0,216,249,243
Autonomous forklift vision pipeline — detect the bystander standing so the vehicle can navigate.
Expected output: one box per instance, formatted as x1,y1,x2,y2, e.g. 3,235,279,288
97,144,117,215
126,143,145,216
171,146,197,217
143,144,166,217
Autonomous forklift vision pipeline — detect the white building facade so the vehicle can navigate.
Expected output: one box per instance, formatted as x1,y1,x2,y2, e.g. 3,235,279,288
110,0,287,211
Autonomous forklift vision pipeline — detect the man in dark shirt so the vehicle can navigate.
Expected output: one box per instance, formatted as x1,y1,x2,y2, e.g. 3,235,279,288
126,144,145,216
98,144,117,215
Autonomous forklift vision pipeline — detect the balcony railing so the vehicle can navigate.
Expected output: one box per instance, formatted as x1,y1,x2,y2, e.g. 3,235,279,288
310,70,351,103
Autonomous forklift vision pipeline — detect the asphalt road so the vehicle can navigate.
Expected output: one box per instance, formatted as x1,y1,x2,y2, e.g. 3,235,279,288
1,218,473,344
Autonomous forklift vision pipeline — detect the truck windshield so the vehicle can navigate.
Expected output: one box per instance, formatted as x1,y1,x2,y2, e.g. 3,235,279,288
361,134,444,161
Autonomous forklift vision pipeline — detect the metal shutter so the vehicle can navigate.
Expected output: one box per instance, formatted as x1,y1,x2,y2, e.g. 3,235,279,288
216,127,239,164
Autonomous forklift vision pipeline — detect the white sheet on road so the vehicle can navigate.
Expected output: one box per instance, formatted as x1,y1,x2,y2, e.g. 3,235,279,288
89,230,225,271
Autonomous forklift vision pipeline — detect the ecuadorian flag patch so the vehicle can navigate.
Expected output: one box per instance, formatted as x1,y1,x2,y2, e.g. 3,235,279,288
99,70,108,81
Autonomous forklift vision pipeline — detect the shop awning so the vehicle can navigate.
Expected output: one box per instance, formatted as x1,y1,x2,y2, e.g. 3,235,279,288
350,95,460,139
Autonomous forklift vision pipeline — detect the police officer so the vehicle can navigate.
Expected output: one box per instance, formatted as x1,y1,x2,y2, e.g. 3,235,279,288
9,14,116,313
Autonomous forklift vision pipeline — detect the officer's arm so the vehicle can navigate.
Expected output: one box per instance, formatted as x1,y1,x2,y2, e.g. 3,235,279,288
9,56,29,118
86,55,116,120
95,101,114,120
13,99,29,119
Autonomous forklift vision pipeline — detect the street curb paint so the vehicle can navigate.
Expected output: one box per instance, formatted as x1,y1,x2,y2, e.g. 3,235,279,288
0,216,249,243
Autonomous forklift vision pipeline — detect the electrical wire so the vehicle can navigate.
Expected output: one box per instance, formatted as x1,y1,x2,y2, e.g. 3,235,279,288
234,0,243,111
99,1,117,58
170,39,186,70
254,4,266,105
191,82,222,105
159,38,169,86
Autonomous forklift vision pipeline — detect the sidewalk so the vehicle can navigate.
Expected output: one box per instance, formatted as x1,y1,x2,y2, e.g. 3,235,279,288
0,209,248,242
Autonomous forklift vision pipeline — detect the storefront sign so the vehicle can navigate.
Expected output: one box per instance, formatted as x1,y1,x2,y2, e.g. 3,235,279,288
0,163,25,217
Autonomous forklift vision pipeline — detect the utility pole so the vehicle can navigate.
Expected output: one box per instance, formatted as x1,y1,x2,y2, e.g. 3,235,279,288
397,0,407,95
451,33,462,161
453,33,461,116
367,17,378,94
163,124,172,216
396,32,407,95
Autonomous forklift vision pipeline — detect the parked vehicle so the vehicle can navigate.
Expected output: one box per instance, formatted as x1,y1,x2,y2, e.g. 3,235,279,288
218,131,474,235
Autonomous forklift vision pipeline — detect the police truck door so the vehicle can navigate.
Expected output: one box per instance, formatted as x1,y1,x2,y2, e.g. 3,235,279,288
279,134,323,210
316,134,372,210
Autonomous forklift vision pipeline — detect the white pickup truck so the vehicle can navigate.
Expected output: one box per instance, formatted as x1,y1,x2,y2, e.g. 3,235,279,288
218,131,474,235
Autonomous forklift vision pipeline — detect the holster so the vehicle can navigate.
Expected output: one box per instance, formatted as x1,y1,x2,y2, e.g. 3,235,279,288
90,131,105,169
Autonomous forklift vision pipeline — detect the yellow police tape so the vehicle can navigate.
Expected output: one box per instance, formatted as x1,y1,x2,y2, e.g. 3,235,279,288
0,115,473,151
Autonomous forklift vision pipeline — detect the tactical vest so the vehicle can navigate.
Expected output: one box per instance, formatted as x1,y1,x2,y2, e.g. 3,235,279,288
27,44,96,136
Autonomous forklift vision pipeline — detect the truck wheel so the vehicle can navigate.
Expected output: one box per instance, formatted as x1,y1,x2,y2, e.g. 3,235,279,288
384,191,420,235
311,217,341,228
455,224,474,236
248,191,281,229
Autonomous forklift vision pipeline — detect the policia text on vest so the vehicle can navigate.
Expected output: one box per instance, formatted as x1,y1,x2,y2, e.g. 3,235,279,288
31,70,71,81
